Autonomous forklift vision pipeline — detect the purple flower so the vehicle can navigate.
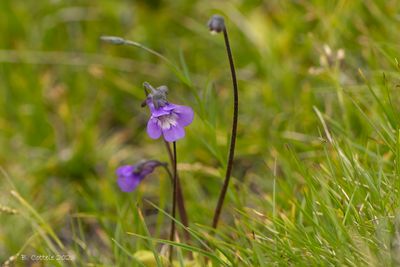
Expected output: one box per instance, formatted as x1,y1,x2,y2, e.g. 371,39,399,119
116,160,163,192
146,98,194,142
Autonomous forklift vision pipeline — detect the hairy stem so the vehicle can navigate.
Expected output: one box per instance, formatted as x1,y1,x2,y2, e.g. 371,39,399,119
169,142,178,261
212,27,239,229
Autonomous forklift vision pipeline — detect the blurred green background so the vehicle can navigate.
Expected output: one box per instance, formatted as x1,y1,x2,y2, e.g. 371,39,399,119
1,0,400,266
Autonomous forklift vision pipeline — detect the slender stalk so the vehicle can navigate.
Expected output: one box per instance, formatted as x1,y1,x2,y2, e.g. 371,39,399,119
100,36,187,83
141,83,190,240
141,82,190,240
212,27,239,229
164,141,190,241
100,36,175,68
169,142,178,261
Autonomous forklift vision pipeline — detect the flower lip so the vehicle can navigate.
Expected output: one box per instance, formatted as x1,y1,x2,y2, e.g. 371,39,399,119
116,160,165,192
146,102,194,142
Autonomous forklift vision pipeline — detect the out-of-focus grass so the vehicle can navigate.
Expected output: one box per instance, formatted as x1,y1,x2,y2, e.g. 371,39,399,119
1,0,400,266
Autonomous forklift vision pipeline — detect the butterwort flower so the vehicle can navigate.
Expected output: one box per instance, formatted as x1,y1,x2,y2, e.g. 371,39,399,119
116,160,164,192
143,82,194,142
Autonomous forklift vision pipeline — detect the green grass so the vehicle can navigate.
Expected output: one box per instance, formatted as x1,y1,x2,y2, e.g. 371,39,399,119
1,0,400,266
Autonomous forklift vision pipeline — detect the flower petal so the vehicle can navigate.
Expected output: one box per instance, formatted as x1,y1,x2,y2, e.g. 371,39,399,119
162,125,185,142
146,98,171,117
162,103,177,111
151,107,171,117
116,165,141,192
147,117,162,139
117,175,141,192
116,165,135,177
174,105,194,127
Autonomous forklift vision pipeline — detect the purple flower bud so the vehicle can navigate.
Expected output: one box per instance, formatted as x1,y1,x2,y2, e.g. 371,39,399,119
208,15,225,34
116,160,164,192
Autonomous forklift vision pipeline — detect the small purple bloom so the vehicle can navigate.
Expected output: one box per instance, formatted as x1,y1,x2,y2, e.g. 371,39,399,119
116,160,162,192
146,98,194,142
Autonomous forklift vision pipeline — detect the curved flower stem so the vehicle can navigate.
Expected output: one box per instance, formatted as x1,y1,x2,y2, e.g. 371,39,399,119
100,36,189,85
169,141,178,262
164,141,190,241
212,27,239,229
100,36,175,68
